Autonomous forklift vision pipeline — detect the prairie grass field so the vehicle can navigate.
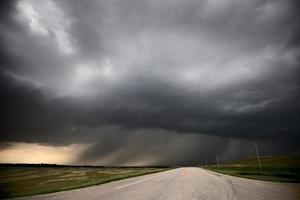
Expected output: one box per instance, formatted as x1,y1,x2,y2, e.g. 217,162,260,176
0,165,167,198
204,155,300,183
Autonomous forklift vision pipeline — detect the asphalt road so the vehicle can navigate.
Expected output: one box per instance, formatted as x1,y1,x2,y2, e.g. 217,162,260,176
15,167,300,200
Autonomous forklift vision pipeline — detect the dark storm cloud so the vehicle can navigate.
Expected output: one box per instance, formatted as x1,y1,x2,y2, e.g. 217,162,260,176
0,0,299,164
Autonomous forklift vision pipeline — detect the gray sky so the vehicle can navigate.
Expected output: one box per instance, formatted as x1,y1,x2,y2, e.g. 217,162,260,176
0,0,299,165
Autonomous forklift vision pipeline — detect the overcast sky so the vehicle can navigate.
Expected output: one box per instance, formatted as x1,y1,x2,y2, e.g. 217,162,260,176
0,0,299,165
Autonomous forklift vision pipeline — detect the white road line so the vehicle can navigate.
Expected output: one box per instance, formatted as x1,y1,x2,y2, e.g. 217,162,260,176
116,170,174,189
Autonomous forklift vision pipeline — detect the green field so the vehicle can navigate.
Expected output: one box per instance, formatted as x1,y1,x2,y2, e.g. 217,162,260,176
0,165,168,198
203,155,300,183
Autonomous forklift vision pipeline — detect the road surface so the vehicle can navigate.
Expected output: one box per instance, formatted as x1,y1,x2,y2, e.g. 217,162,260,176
15,167,300,200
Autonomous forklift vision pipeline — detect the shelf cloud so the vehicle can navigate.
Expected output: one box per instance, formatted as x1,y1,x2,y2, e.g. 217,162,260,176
0,0,299,165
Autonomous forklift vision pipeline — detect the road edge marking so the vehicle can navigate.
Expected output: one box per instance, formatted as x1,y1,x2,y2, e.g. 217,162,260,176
116,169,177,189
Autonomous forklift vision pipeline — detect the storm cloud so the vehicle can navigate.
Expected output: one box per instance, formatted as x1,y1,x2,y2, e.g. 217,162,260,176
0,0,299,165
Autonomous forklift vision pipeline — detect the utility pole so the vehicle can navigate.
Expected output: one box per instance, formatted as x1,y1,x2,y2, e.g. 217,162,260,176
254,142,262,169
216,155,219,166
